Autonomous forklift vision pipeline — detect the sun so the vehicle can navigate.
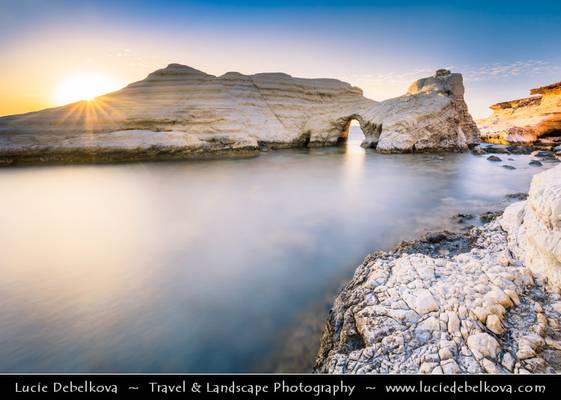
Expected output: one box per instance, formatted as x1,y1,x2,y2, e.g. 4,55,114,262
54,73,120,105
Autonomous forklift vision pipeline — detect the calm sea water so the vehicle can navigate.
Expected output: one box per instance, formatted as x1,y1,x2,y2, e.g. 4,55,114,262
0,128,548,372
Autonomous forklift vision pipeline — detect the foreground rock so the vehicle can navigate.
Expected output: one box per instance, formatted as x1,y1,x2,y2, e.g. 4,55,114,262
315,164,561,374
478,80,561,147
0,66,479,165
502,164,561,288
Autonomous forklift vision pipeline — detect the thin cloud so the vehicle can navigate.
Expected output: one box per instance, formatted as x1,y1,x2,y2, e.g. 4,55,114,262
461,60,561,81
106,48,151,69
343,68,438,100
346,68,434,88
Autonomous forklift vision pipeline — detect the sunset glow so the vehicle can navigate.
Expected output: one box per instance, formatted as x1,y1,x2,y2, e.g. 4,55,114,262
1,1,561,118
54,73,121,105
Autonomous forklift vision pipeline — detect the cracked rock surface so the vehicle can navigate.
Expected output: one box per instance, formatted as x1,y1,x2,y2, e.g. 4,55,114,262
315,165,561,374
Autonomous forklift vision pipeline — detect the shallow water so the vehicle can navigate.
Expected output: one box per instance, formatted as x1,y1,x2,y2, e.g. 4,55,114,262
0,128,550,372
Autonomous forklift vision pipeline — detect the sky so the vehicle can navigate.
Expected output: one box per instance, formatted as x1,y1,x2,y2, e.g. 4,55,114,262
1,0,561,118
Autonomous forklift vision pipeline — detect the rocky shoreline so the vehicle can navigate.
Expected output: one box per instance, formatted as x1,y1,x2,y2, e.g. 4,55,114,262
471,143,561,171
0,131,263,166
314,164,561,374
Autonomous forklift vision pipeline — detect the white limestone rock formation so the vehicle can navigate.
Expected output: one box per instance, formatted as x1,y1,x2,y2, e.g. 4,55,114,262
367,69,480,152
478,81,561,145
315,164,561,374
0,65,479,165
501,164,561,288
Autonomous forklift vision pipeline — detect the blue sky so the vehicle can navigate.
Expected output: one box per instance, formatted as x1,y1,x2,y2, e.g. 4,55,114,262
1,0,561,116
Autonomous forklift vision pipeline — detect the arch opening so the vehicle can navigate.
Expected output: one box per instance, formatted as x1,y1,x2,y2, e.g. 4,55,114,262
336,114,382,149
340,119,365,148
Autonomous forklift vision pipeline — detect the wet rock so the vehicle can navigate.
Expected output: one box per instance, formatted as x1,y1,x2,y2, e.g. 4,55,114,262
506,145,533,155
532,150,555,158
502,165,516,170
480,211,502,223
487,155,502,162
472,146,486,155
483,145,510,154
505,193,528,201
395,231,474,258
452,213,475,224
529,160,543,167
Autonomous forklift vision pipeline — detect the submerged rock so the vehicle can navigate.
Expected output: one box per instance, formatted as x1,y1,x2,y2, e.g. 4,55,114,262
315,165,561,374
471,145,486,155
502,165,516,170
506,145,533,155
487,155,502,162
483,145,511,154
532,150,555,158
452,213,475,224
0,66,479,165
529,160,544,167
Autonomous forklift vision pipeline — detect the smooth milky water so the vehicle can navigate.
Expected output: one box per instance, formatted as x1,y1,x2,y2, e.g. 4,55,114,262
0,128,547,372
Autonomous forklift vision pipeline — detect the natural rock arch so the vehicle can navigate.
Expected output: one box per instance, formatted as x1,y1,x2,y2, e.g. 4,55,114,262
334,114,383,149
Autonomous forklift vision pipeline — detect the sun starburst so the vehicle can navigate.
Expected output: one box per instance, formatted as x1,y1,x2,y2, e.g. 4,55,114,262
54,73,120,105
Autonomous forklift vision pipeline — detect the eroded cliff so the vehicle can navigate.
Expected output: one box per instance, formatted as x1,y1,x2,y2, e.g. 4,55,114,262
478,81,561,147
0,65,479,165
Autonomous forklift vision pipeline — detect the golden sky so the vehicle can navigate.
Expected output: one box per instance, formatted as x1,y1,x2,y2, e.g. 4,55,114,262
2,1,561,118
